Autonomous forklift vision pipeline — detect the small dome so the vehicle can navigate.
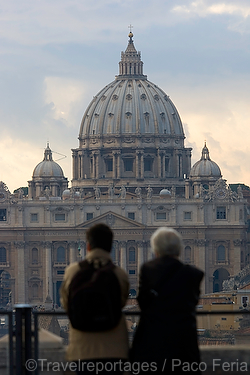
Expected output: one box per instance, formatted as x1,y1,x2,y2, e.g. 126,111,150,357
160,188,171,198
33,144,65,178
62,189,71,200
190,143,221,178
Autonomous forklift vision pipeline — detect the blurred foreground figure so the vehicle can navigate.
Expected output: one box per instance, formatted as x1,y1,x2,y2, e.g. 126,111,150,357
60,223,129,375
131,227,204,374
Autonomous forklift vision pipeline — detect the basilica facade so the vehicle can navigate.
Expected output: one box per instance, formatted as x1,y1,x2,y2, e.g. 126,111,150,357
0,33,248,307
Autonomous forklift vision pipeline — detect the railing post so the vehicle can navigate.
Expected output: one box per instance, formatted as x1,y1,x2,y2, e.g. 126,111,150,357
15,304,33,375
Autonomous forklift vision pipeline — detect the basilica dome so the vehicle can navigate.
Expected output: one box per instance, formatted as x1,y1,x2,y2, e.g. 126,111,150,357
79,32,184,141
190,143,221,178
72,33,192,191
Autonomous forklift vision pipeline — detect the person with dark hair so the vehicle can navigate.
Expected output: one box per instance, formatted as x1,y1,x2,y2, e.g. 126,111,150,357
60,223,129,374
131,227,204,374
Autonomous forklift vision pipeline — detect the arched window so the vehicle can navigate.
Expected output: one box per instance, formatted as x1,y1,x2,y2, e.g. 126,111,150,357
184,246,191,263
32,248,38,264
0,247,6,263
57,246,65,262
213,268,230,292
129,247,136,262
111,246,116,261
217,245,225,262
32,284,38,298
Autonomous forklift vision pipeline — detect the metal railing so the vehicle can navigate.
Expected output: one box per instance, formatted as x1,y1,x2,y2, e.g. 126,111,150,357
1,306,250,375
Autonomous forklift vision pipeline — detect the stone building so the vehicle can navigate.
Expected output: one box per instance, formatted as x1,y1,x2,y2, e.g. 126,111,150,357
0,32,248,307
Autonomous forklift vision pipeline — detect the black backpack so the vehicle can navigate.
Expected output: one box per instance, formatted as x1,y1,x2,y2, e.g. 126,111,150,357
67,259,122,332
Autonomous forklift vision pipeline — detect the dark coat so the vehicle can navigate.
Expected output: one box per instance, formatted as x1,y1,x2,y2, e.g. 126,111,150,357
131,256,204,374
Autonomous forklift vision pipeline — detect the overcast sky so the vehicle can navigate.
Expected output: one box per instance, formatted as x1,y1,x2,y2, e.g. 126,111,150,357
1,0,250,192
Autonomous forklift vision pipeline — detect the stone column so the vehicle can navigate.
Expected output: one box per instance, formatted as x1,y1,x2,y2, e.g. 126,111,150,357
45,242,53,302
179,154,183,178
157,149,161,178
193,182,200,197
72,150,78,180
117,151,121,179
51,183,57,197
78,153,82,180
35,183,42,198
137,241,144,276
136,151,140,179
15,241,26,303
69,241,77,263
120,241,127,271
233,240,241,275
185,181,190,199
140,152,144,179
95,151,100,179
162,154,166,178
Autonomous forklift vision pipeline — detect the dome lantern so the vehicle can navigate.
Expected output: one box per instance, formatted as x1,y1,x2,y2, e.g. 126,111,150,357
118,32,146,79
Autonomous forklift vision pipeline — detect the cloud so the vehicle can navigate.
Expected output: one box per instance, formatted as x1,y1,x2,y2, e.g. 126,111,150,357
173,0,250,17
172,1,250,33
44,77,86,126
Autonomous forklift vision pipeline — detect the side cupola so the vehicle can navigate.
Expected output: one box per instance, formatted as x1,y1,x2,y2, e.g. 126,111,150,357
188,143,222,198
28,143,68,199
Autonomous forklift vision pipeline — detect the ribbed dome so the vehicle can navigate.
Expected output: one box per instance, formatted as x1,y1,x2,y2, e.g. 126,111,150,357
33,144,64,178
190,143,221,178
79,33,184,140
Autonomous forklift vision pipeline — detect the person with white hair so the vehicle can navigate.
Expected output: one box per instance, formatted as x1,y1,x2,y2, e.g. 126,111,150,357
131,227,204,374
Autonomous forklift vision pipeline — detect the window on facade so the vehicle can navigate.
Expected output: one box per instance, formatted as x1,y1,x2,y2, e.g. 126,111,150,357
110,246,116,261
124,159,133,172
129,248,136,262
128,212,135,220
90,158,93,174
129,270,136,275
144,158,153,172
217,207,226,220
57,270,65,275
165,158,170,172
156,212,166,220
106,159,113,172
217,245,226,262
32,284,38,298
0,247,7,262
86,213,94,221
57,246,66,263
242,296,249,307
31,213,38,222
184,246,191,263
184,211,192,220
55,213,66,221
0,209,7,221
32,248,38,264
